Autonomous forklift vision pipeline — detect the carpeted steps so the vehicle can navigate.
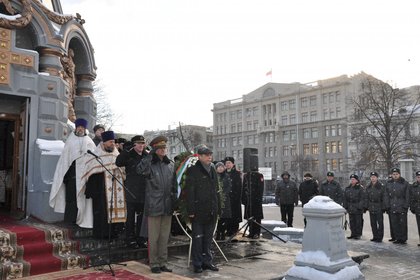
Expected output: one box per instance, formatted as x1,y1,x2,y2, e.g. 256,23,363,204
0,216,88,279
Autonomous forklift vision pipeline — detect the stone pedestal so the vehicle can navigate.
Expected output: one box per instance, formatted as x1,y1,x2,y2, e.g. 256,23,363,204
284,196,364,280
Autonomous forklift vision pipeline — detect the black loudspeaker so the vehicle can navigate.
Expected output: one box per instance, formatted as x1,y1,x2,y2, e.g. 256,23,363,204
243,148,258,172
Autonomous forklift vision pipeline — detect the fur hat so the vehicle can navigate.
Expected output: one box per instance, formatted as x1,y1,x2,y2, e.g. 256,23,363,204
74,118,88,129
93,124,105,132
101,131,115,142
304,173,313,178
197,145,212,155
224,156,235,164
281,171,290,178
215,162,225,169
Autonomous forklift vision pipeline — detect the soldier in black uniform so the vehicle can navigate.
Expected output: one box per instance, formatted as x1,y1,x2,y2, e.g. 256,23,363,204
275,171,298,227
320,171,343,205
364,172,389,242
242,170,264,238
344,174,365,239
385,167,410,244
410,171,420,246
116,135,148,248
298,173,319,226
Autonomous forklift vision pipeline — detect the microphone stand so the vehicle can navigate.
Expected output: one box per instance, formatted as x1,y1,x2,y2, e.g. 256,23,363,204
225,171,286,244
84,152,136,276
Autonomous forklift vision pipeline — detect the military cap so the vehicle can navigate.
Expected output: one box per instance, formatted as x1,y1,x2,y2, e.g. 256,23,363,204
327,171,334,177
93,124,105,132
370,172,379,177
101,131,115,142
74,118,88,129
224,156,235,164
115,138,127,144
131,135,145,143
391,167,400,174
197,145,212,155
349,174,359,180
416,171,420,177
150,135,168,149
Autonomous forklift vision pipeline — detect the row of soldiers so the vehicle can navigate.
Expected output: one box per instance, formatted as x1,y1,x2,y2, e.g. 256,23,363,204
275,168,420,245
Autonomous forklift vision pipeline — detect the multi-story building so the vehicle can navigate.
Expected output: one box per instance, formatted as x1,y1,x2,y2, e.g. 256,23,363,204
212,72,377,185
144,125,213,160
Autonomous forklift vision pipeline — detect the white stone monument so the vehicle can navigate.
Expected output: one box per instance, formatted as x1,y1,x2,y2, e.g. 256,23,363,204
284,196,365,280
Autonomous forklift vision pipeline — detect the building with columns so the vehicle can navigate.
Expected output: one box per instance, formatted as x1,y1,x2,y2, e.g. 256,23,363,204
0,0,96,221
212,72,416,185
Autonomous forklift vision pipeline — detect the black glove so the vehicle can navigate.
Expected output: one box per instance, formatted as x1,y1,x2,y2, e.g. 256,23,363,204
411,209,416,214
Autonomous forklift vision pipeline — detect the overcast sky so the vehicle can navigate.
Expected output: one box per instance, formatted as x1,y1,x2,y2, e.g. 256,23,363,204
60,0,420,134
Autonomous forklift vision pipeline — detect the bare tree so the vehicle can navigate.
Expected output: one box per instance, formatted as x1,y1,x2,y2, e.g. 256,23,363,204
93,80,119,129
350,77,420,172
172,122,204,152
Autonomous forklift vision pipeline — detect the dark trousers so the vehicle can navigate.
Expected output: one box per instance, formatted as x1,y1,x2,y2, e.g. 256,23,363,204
64,178,77,223
388,213,395,240
226,218,240,236
191,221,216,267
125,202,144,242
280,204,294,227
416,214,420,243
216,218,229,238
349,214,363,237
389,212,408,241
249,218,261,237
369,212,384,240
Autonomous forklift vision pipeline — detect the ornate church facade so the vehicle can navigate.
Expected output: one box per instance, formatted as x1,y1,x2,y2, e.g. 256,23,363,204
0,0,96,222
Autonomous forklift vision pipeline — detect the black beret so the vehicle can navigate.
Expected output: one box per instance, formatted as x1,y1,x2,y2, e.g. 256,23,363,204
391,168,400,174
350,174,359,180
370,172,379,177
416,171,420,177
131,135,145,143
224,157,235,164
327,171,334,177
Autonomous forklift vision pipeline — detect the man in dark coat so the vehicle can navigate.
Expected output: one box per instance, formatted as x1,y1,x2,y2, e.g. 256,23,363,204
344,174,365,240
410,171,420,246
116,135,148,248
364,172,388,242
320,171,343,205
136,135,176,274
298,173,319,226
224,156,242,236
215,162,232,240
92,124,105,146
275,171,298,227
186,146,220,273
242,170,264,238
385,167,410,244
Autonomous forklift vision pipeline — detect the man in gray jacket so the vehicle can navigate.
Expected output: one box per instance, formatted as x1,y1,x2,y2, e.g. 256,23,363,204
136,136,176,273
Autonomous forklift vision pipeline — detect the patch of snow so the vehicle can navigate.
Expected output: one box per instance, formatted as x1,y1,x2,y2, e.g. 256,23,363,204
286,264,363,280
36,138,64,156
295,250,350,266
0,14,22,20
304,195,343,210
